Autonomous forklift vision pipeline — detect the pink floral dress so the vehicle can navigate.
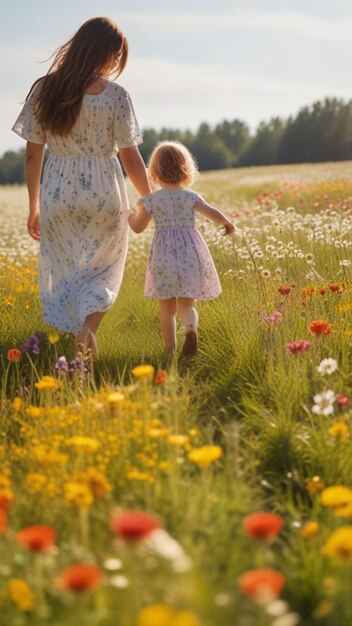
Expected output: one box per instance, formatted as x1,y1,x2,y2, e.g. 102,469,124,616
143,189,221,300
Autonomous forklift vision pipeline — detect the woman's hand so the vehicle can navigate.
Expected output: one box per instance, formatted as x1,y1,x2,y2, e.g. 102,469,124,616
28,210,40,240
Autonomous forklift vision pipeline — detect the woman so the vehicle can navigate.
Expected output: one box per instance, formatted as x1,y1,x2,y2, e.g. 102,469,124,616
12,17,150,355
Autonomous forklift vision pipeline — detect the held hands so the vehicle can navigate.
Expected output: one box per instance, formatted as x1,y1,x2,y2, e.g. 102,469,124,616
28,210,40,241
222,220,235,236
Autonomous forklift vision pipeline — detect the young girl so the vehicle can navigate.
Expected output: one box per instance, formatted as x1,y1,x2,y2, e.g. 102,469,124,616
128,141,234,356
12,17,150,356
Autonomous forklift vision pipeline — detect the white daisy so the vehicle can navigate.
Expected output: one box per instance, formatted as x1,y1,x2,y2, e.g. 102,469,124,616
317,358,338,376
312,390,336,416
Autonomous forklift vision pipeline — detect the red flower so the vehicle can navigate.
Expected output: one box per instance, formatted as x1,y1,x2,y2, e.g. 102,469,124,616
287,340,310,355
319,287,326,296
60,564,102,593
155,369,168,385
7,349,21,362
0,510,7,535
111,510,161,541
238,569,285,600
308,320,332,336
301,287,314,297
0,493,13,511
278,284,291,296
336,394,349,406
16,525,57,552
243,512,284,541
328,283,340,293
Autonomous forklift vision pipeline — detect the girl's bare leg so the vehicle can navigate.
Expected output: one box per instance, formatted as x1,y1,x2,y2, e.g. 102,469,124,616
76,311,106,356
159,298,177,353
177,298,198,356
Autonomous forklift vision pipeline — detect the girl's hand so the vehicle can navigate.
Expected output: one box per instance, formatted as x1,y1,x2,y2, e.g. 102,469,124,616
223,220,235,236
28,210,40,241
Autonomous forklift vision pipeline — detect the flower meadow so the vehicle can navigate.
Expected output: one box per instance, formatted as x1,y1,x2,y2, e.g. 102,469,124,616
1,161,352,626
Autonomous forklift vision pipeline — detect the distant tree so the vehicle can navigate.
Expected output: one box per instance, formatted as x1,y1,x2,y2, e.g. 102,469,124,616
240,118,285,166
0,149,25,184
215,119,250,165
190,123,233,170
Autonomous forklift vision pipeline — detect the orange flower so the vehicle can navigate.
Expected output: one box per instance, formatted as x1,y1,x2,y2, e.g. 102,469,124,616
155,369,168,385
308,320,332,336
0,510,7,535
243,512,284,541
7,349,21,362
301,287,314,297
60,564,102,593
111,510,161,541
16,525,57,552
238,568,285,600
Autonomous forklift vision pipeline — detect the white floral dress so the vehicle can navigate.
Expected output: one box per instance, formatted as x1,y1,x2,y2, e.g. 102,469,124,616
143,189,221,300
12,80,142,333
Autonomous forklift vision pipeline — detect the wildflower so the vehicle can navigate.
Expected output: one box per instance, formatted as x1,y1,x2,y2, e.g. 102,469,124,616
300,521,319,538
243,512,284,541
7,348,21,362
317,358,338,376
111,510,161,541
312,390,335,416
339,259,351,267
238,569,285,602
12,397,23,412
8,578,35,612
306,476,325,495
60,564,102,593
34,376,60,391
107,392,124,403
0,509,7,535
22,333,40,355
65,436,100,452
336,393,349,406
64,482,93,508
278,284,291,296
261,269,271,279
48,331,59,344
323,526,352,564
320,485,352,517
302,286,314,296
131,365,155,380
262,311,283,325
308,320,332,336
55,356,69,373
188,445,223,468
25,473,47,493
328,421,349,440
155,369,168,385
16,525,57,552
319,287,326,295
270,614,300,626
137,604,173,626
287,340,310,355
167,434,190,447
328,283,340,293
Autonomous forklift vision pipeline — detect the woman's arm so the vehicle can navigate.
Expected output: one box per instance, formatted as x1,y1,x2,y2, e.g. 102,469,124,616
195,198,235,235
128,200,152,233
25,141,45,240
119,146,151,197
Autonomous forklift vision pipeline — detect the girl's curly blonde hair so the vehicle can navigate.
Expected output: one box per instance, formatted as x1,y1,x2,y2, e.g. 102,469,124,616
148,141,198,187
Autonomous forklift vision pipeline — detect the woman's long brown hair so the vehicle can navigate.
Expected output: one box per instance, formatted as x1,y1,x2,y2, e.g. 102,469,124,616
29,17,128,136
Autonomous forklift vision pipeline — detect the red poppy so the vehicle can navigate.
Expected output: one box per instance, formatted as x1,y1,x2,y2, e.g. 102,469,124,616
111,510,161,541
60,564,102,593
155,369,168,385
319,288,326,296
16,525,57,552
278,284,291,296
243,512,284,540
328,283,340,293
0,510,7,535
238,568,285,599
308,320,332,336
0,493,13,511
7,349,21,362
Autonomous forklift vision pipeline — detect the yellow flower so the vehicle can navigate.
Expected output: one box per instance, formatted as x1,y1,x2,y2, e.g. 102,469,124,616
80,467,112,498
12,397,23,412
25,473,47,493
8,578,35,612
35,376,60,391
320,485,352,517
323,526,352,564
306,476,325,495
107,392,125,403
127,469,155,483
172,612,201,626
137,604,173,626
148,428,169,439
32,446,68,466
48,332,59,344
132,364,155,380
26,405,43,418
300,521,319,539
167,434,190,447
188,445,223,468
328,421,349,440
65,436,100,453
64,481,93,508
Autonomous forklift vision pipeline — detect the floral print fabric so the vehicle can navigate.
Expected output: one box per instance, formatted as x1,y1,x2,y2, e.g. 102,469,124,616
12,80,142,333
143,189,221,300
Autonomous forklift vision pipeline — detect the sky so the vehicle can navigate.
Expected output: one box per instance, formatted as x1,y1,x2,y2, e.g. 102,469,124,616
2,0,352,155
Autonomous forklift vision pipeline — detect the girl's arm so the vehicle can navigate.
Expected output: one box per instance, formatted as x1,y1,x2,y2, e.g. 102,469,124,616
25,141,45,240
119,146,151,196
195,197,235,235
128,199,152,233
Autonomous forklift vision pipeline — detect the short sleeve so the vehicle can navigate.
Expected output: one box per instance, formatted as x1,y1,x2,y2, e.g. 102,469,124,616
142,194,153,214
114,88,143,149
11,83,46,144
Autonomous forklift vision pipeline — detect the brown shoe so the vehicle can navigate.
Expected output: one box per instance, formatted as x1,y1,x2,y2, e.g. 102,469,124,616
182,329,198,356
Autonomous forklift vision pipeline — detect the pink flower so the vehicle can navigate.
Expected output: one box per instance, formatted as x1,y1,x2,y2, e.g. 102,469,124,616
287,340,310,355
336,394,350,406
263,311,283,325
278,284,291,296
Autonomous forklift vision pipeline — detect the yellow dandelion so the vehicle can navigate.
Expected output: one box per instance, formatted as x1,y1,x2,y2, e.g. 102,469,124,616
80,468,112,498
131,364,155,380
8,578,35,612
35,376,60,391
48,332,59,344
328,422,349,440
26,405,43,419
65,436,100,453
167,434,190,447
107,392,125,403
321,485,352,517
188,445,223,469
25,473,47,493
64,481,93,508
300,521,319,539
323,526,352,564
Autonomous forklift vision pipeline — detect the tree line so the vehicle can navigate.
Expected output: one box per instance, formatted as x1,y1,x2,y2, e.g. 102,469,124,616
2,97,352,184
